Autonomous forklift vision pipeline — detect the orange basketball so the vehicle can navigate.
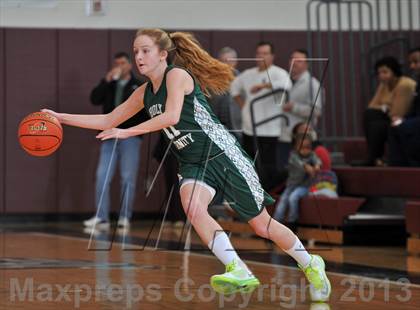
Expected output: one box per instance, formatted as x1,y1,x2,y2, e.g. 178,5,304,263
18,112,63,157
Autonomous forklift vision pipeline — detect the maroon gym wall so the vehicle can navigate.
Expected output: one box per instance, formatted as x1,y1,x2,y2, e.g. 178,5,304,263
1,28,419,214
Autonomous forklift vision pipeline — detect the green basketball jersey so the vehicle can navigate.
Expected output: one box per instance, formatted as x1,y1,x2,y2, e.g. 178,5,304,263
143,65,275,218
143,65,236,163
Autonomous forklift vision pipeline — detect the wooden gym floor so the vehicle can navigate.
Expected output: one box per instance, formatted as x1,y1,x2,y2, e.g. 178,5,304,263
1,221,420,309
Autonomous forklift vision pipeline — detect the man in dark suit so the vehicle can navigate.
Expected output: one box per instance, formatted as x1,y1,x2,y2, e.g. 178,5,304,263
84,52,148,229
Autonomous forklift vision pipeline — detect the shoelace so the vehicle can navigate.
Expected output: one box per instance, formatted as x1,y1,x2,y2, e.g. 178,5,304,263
226,260,237,273
303,265,323,289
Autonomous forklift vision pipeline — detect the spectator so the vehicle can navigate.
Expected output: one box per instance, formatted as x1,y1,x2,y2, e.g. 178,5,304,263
292,122,338,197
363,56,416,166
84,52,148,229
231,41,291,189
293,122,331,170
218,46,239,70
273,133,321,230
208,47,242,140
389,48,420,166
278,49,323,168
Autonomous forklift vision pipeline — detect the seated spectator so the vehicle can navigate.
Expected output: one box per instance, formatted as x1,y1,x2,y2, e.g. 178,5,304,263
292,122,338,198
388,48,420,166
293,122,331,170
364,56,416,166
273,133,321,230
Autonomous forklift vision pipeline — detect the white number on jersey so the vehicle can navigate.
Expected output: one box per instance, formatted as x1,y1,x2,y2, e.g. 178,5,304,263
163,126,181,140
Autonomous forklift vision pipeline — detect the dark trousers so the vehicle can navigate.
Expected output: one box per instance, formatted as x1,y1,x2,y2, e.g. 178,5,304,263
388,117,420,167
363,108,390,164
242,134,280,190
153,134,186,223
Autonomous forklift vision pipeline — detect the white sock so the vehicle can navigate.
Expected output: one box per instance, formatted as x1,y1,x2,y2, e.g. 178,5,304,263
208,232,251,273
284,237,312,268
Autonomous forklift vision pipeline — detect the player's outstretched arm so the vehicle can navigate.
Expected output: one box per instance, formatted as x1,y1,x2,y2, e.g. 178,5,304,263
97,69,189,140
42,84,146,131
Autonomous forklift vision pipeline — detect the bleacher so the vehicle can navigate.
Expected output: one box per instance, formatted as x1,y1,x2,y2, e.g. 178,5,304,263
405,201,420,255
295,195,365,245
291,153,420,247
338,139,420,252
219,140,420,251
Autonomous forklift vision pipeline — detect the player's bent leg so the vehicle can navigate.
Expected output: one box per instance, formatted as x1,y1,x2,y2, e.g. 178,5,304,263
248,208,296,248
248,209,331,301
179,182,220,245
179,182,260,295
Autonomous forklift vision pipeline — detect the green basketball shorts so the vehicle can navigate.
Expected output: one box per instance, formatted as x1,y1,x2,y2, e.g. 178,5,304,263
178,150,274,221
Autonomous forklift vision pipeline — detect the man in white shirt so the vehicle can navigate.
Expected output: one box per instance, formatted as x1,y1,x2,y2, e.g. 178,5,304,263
231,42,291,189
278,49,323,168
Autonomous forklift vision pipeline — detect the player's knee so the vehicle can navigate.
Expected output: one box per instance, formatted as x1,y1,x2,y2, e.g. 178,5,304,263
183,202,208,226
252,223,269,239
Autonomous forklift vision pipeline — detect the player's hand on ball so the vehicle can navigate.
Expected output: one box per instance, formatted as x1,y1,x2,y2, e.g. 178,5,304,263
97,128,131,140
41,109,63,122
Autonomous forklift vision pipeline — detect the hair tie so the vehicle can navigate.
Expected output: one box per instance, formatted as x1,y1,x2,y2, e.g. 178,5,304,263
165,31,176,51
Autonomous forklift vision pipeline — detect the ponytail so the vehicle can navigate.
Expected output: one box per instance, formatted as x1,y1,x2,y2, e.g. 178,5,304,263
136,28,234,96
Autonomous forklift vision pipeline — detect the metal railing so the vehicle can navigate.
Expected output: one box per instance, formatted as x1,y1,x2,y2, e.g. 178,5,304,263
306,0,419,141
250,88,289,171
367,36,410,87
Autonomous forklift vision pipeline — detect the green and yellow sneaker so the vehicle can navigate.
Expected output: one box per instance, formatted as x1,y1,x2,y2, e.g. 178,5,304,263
299,255,332,302
210,260,260,295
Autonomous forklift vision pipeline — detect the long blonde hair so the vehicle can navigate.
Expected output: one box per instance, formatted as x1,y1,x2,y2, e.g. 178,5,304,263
135,28,234,96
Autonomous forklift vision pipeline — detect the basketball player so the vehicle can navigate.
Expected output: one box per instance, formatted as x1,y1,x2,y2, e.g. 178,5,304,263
42,28,331,300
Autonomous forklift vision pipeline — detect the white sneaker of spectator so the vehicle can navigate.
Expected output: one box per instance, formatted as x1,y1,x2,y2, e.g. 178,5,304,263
83,216,110,230
117,217,130,228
